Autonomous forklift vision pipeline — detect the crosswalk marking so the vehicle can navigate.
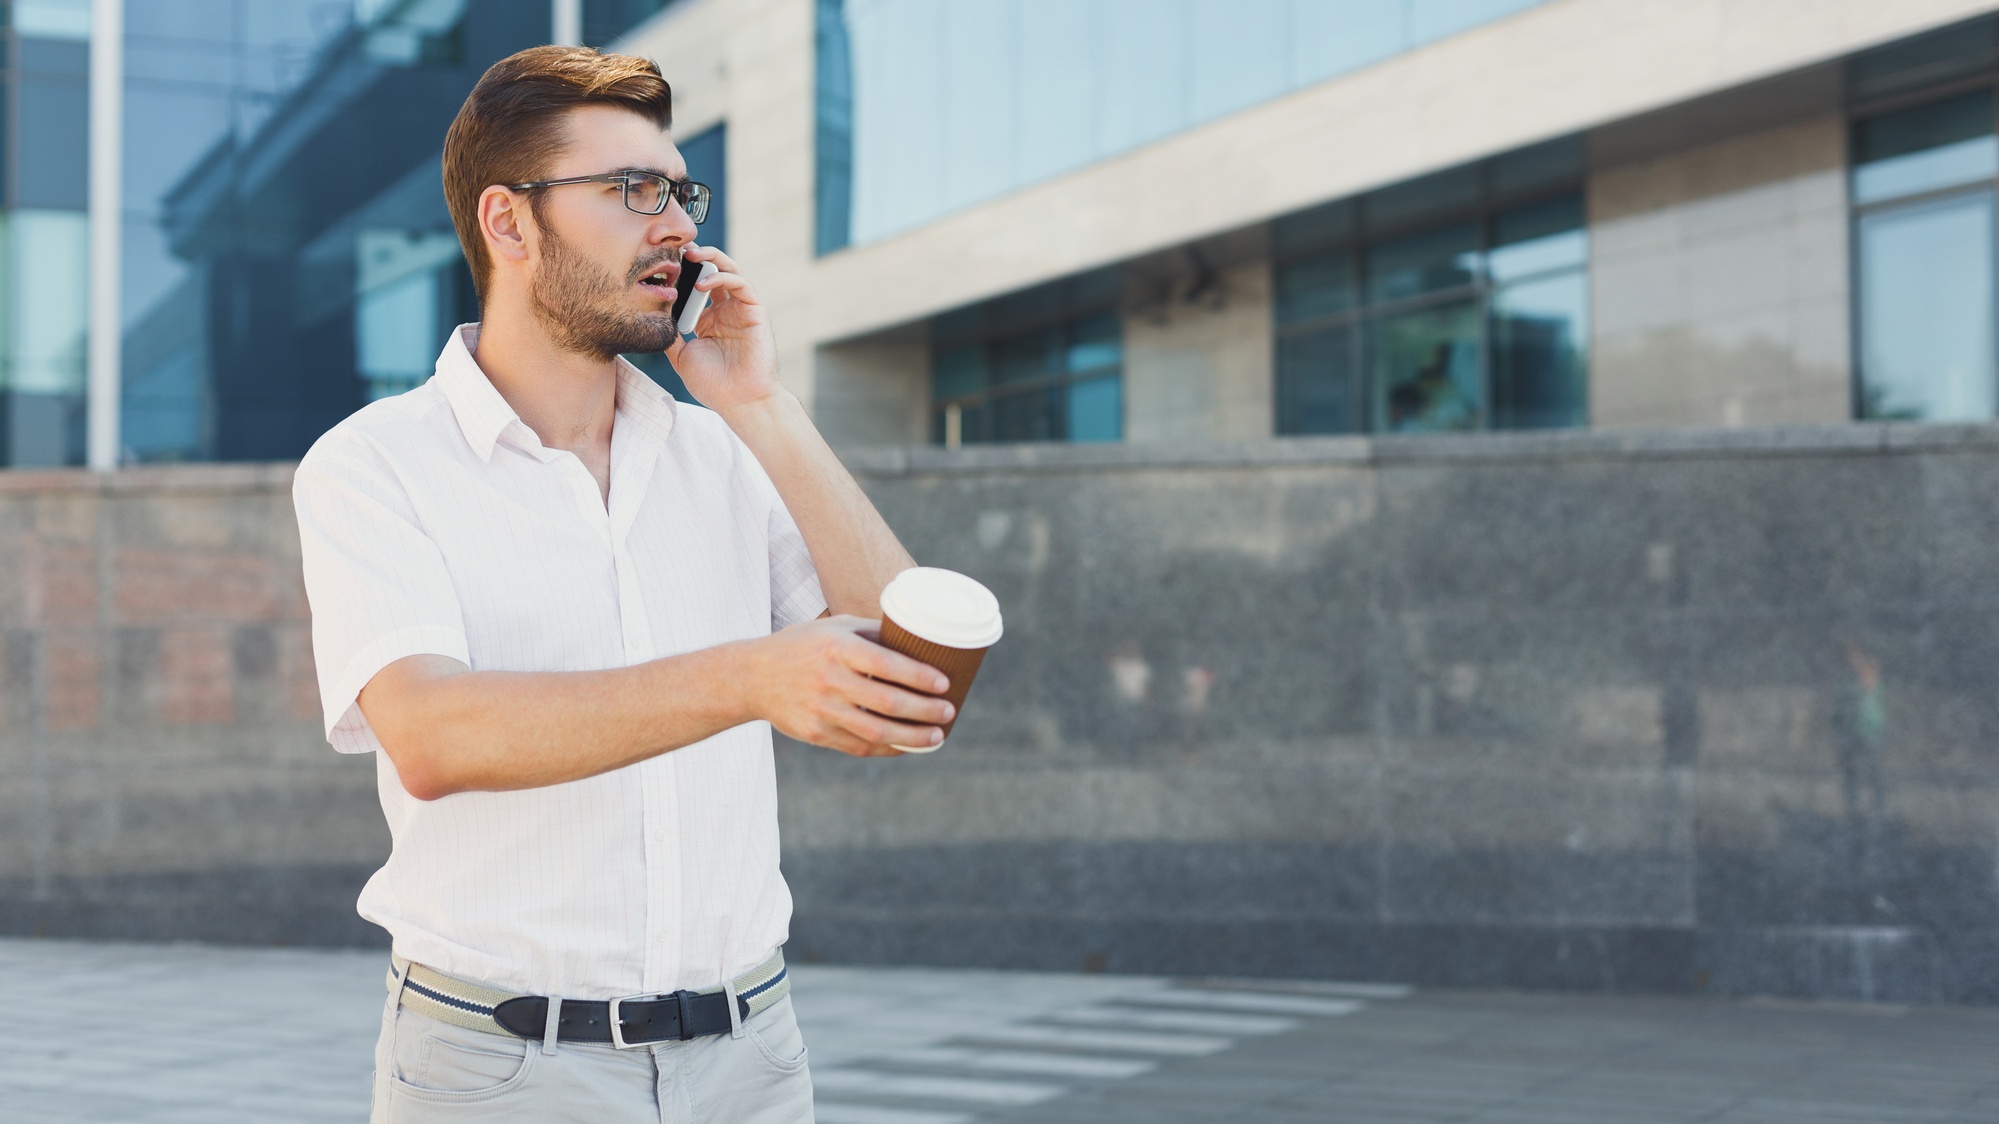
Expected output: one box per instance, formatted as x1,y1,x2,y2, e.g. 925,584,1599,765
814,1105,972,1124
894,1046,1158,1079
962,1024,1235,1055
1047,1006,1299,1035
1200,978,1414,1000
811,977,1392,1123
812,1069,1065,1105
1124,989,1367,1018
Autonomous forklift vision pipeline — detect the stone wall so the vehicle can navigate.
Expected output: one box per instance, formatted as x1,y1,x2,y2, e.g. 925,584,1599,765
0,465,383,944
8,427,1999,1002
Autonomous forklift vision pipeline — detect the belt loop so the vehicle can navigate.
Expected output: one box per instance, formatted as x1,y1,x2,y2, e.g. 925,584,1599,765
542,996,563,1056
724,979,744,1040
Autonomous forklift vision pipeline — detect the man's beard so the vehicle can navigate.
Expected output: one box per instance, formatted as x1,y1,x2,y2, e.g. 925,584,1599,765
528,220,680,361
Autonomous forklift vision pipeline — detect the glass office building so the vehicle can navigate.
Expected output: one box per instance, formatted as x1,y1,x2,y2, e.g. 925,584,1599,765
10,0,1999,466
0,0,681,468
813,0,1554,251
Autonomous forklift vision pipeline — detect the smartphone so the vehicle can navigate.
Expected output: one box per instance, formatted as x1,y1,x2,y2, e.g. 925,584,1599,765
672,259,717,336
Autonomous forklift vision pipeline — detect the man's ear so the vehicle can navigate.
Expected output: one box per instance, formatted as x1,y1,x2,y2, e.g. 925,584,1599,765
479,185,535,270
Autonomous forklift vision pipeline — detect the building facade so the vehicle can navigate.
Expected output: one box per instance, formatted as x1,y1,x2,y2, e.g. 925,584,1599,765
623,0,1999,453
0,0,1994,467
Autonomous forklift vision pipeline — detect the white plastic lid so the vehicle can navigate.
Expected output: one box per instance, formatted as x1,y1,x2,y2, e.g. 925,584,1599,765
879,567,1004,649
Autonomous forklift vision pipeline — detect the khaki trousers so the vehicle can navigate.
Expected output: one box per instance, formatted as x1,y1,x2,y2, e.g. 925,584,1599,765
370,968,814,1123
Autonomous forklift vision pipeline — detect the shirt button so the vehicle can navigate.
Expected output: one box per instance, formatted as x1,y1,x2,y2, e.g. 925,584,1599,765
651,829,668,844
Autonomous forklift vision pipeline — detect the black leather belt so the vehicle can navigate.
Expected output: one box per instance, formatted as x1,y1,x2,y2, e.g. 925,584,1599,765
390,949,791,1049
492,989,746,1047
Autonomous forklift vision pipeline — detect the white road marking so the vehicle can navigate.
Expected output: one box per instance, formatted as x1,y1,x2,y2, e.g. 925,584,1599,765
1197,977,1413,1000
965,1025,1235,1055
1047,1006,1298,1035
813,1105,973,1124
1126,989,1367,1018
895,1046,1158,1079
812,1068,1065,1105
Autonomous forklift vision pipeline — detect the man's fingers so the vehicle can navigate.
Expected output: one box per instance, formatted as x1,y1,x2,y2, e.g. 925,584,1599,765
840,631,949,695
842,672,954,725
831,702,942,751
686,244,742,274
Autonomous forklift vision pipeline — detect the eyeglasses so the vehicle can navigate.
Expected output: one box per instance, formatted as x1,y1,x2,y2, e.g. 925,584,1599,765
506,170,712,223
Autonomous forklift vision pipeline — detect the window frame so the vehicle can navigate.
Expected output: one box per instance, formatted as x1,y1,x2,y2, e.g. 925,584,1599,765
930,297,1124,446
1849,78,1999,422
1272,182,1588,436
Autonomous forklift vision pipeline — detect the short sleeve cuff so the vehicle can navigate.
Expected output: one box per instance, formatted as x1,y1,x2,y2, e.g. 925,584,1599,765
772,575,828,632
322,624,471,752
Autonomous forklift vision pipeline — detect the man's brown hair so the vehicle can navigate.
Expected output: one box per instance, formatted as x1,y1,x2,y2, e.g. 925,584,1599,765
443,46,673,303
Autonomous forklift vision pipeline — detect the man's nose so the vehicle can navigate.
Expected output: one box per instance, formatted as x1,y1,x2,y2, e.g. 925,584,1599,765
650,201,699,244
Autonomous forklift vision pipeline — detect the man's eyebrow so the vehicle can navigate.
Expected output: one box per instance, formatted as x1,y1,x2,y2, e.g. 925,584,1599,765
620,165,689,180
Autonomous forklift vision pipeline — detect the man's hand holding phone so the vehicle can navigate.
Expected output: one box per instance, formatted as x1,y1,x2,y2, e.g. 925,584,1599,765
663,244,784,412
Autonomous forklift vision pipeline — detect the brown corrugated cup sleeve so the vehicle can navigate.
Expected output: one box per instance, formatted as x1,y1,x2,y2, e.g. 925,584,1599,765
877,615,990,741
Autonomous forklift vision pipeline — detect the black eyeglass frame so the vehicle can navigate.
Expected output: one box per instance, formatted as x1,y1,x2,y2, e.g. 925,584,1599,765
506,170,711,223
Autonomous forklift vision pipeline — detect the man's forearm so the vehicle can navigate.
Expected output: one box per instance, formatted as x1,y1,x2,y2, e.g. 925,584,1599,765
719,391,915,617
362,642,761,800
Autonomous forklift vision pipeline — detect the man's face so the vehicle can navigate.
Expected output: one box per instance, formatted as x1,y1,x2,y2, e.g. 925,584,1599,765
524,104,698,360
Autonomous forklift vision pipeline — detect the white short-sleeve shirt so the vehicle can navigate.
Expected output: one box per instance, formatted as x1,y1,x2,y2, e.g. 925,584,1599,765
293,324,825,999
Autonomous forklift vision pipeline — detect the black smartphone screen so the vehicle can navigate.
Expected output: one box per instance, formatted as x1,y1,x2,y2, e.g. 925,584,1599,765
671,260,702,323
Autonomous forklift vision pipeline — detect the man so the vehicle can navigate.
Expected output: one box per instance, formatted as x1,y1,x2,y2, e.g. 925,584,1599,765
294,46,953,1122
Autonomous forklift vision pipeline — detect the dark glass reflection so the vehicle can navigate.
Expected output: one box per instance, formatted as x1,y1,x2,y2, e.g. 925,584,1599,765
993,387,1061,441
119,1,671,464
1371,301,1482,432
1491,272,1588,429
1275,172,1587,436
1853,91,1998,205
1366,222,1479,303
1276,323,1357,435
1276,253,1356,325
928,271,1123,444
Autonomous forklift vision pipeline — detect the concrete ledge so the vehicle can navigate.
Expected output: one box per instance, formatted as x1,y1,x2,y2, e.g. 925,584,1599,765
0,461,298,495
839,423,1999,477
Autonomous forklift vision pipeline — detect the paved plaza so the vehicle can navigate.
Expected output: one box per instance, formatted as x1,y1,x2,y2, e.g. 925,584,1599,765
3,939,1999,1122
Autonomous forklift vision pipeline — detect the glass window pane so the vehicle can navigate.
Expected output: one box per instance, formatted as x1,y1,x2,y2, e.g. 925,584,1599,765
1066,375,1121,442
1364,165,1479,233
6,209,88,465
1858,190,1998,421
1370,301,1483,432
1273,200,1355,257
1491,270,1588,429
960,400,991,443
1854,92,1999,205
933,343,984,400
992,386,1060,441
678,124,727,250
1276,323,1359,435
1850,15,1999,103
1489,135,1585,196
1488,196,1585,282
990,328,1057,386
1367,222,1480,303
1276,252,1357,324
1065,312,1121,373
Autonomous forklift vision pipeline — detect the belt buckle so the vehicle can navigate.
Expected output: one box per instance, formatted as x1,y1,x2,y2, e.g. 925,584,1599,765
607,990,701,1048
607,993,653,1049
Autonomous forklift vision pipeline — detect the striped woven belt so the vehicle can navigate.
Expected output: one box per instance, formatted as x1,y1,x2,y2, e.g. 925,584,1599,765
388,949,790,1049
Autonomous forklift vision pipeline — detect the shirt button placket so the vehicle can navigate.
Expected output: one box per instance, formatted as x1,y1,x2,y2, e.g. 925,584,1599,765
641,757,682,992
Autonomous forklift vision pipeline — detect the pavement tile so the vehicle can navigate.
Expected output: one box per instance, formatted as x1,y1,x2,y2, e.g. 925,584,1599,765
10,939,1999,1122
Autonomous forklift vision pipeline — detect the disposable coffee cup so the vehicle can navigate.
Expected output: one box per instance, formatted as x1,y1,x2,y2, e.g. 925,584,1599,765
876,567,1003,752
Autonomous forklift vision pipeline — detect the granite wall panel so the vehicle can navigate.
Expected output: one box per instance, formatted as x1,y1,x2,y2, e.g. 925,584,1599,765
6,429,1999,1003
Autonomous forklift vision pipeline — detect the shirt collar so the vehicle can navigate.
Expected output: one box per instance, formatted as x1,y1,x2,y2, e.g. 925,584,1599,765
434,323,679,461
